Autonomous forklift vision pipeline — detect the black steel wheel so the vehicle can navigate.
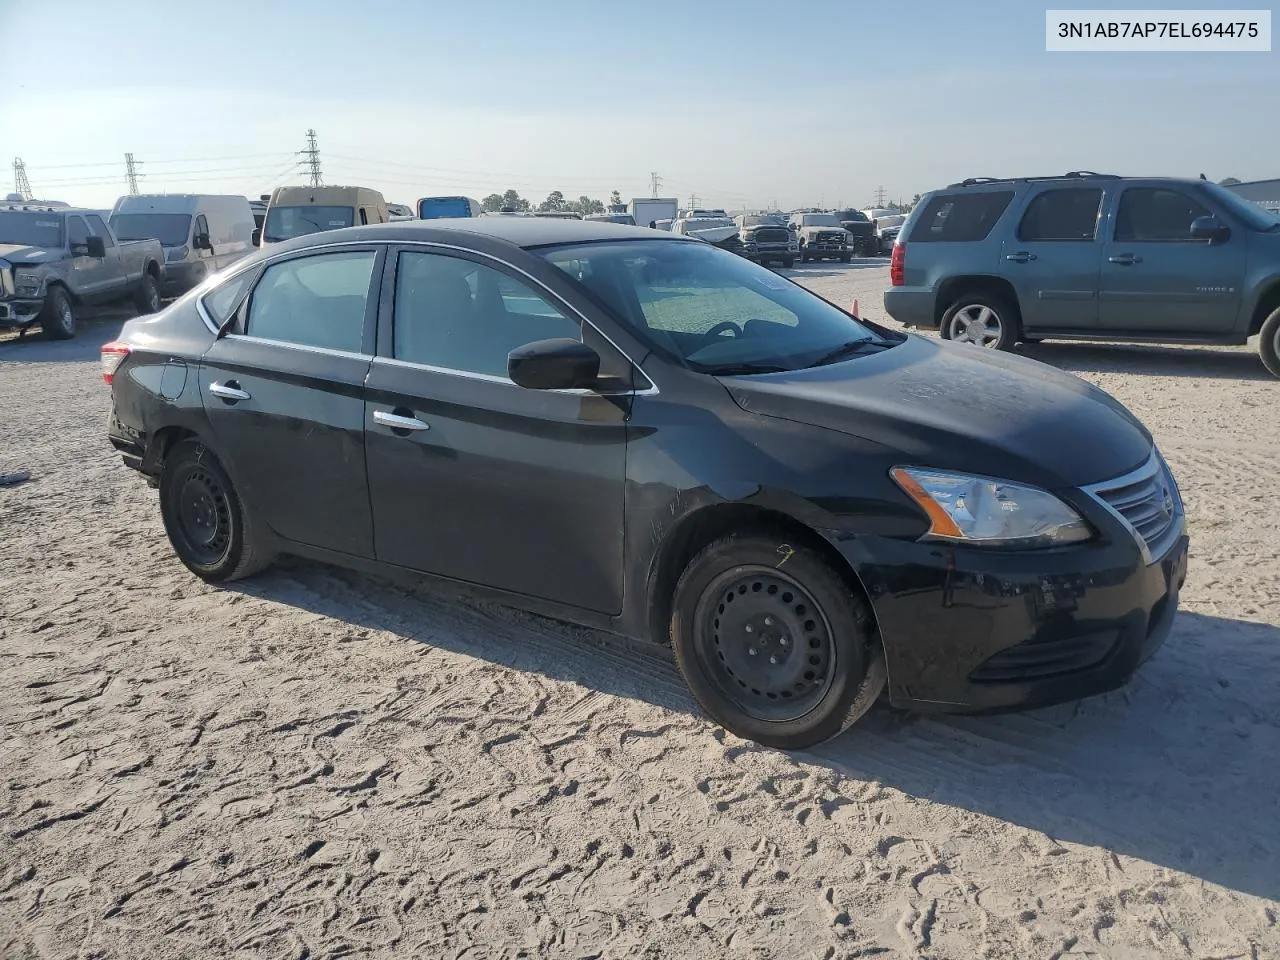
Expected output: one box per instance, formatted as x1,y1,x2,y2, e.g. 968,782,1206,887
670,533,886,749
695,568,835,722
159,439,274,582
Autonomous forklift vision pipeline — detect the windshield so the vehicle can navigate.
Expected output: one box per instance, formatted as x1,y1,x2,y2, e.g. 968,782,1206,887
419,197,472,219
538,239,894,374
109,213,191,247
801,214,841,227
263,205,354,242
834,210,869,222
1203,183,1280,231
0,211,64,248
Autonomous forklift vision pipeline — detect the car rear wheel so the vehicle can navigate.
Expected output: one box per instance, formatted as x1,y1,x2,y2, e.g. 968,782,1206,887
159,439,274,582
941,293,1021,350
670,533,886,749
39,286,76,340
134,271,161,314
782,257,795,268
1259,306,1280,379
839,254,852,263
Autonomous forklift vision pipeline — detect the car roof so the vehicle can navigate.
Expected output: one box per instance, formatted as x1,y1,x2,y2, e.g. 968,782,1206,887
334,216,684,248
1,204,93,215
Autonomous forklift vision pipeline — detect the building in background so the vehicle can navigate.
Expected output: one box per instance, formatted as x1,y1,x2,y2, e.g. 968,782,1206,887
1222,178,1280,214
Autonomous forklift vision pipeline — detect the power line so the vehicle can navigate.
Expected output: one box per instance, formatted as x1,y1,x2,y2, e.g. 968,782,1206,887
124,153,141,195
300,129,322,187
13,158,32,200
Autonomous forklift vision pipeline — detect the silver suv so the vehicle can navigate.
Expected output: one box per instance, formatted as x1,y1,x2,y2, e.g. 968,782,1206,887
882,172,1280,377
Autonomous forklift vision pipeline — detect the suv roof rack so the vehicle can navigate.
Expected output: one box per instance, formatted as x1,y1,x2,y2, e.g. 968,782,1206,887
947,171,1121,188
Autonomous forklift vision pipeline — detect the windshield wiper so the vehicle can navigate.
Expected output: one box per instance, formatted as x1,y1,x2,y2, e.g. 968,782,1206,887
701,361,791,376
811,338,894,367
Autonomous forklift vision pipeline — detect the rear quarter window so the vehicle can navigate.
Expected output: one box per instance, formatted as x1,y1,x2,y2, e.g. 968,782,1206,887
908,191,1015,242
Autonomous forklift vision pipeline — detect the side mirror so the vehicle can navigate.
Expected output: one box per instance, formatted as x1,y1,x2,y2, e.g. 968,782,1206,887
508,338,600,390
251,228,261,246
1189,215,1230,244
194,233,211,250
85,235,107,258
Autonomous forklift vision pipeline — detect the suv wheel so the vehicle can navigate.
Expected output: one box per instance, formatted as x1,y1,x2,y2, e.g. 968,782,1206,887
1259,305,1280,379
134,271,162,314
941,294,1021,350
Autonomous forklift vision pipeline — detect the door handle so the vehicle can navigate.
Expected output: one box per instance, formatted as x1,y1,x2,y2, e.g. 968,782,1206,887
208,381,251,402
1005,251,1037,263
373,409,430,432
1108,254,1142,265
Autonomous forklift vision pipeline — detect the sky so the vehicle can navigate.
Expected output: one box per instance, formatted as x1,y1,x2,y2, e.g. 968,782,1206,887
0,0,1276,211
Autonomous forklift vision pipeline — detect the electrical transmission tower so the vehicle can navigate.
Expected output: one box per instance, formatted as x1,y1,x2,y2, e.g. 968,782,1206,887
124,153,141,195
300,129,323,187
12,158,32,200
649,171,662,198
873,185,888,206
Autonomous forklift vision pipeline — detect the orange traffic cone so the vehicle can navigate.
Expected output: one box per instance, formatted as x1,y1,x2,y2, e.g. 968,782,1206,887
850,299,860,318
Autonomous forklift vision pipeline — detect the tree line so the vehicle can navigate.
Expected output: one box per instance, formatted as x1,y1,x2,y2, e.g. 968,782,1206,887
481,189,625,215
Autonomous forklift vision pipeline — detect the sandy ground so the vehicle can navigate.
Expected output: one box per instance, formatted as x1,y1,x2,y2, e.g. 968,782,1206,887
1,263,1277,960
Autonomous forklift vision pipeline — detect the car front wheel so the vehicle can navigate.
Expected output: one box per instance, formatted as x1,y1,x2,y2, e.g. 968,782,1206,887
941,294,1021,350
159,439,274,582
670,533,886,749
39,286,76,340
1259,305,1280,378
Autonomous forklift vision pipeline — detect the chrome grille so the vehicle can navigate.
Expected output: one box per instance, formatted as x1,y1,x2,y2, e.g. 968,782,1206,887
815,231,846,243
1082,451,1182,563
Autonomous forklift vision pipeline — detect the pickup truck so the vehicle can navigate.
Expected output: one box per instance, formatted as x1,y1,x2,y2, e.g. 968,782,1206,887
0,204,165,339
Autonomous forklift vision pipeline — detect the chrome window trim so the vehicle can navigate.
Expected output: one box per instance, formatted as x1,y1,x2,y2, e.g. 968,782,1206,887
1080,448,1184,565
195,238,659,396
372,355,645,397
224,333,372,361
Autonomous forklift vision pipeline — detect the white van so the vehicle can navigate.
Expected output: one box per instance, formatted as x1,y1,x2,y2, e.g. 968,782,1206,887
109,194,255,296
262,185,389,244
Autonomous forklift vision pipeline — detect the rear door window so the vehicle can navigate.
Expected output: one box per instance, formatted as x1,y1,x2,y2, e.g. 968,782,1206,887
244,250,378,353
1017,188,1104,241
908,191,1014,242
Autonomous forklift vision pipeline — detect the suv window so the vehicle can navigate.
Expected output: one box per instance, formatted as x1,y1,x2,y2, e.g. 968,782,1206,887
1115,188,1213,242
84,214,115,247
1017,188,1103,241
245,250,376,353
67,216,89,248
908,191,1013,242
393,251,580,379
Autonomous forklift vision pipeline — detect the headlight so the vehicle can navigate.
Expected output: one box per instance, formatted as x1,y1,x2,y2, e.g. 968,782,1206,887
891,467,1092,548
14,269,42,296
165,245,189,263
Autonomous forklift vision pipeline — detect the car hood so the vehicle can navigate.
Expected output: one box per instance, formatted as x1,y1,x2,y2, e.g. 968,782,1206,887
718,335,1152,490
0,244,58,264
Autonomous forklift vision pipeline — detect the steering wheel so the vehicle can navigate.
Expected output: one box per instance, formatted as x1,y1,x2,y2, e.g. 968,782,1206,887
705,320,742,338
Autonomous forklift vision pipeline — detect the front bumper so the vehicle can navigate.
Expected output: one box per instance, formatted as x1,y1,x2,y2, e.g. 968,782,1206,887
744,243,797,262
0,297,45,326
841,521,1189,713
803,243,849,258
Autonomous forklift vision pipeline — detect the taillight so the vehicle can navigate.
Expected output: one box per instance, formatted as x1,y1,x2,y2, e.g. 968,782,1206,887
890,242,906,286
101,341,130,385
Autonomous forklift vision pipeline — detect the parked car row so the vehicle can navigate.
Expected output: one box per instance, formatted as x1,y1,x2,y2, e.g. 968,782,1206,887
881,171,1280,377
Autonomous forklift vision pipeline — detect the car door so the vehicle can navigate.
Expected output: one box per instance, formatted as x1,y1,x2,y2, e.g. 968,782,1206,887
1000,186,1106,331
1099,185,1247,334
193,212,216,277
197,246,385,558
82,214,127,297
66,215,110,302
363,245,630,614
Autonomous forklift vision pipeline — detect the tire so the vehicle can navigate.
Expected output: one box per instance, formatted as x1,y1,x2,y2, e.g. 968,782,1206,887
1259,306,1280,379
800,249,811,263
39,286,76,340
941,292,1021,350
159,439,274,583
133,270,161,314
670,533,887,750
782,257,795,269
839,254,852,263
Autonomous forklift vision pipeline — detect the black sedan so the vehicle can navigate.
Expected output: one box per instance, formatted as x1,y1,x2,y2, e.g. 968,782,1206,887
103,217,1189,749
